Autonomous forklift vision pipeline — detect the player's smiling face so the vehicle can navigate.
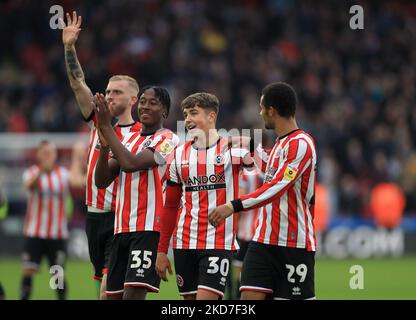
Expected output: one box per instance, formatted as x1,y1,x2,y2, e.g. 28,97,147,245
183,105,216,139
138,88,165,127
105,80,135,117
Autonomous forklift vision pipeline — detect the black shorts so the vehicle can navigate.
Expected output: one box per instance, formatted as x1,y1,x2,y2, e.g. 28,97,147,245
106,231,160,296
173,249,234,298
233,238,250,267
240,241,315,300
22,237,67,271
85,211,115,281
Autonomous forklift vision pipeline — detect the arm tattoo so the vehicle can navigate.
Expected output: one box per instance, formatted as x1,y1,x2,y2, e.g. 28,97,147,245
65,49,84,81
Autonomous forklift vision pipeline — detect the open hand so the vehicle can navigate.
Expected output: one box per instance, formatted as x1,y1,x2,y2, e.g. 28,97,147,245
93,93,112,129
156,253,173,282
61,11,82,46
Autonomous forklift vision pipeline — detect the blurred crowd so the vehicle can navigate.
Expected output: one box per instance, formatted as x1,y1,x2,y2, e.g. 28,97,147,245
0,0,415,217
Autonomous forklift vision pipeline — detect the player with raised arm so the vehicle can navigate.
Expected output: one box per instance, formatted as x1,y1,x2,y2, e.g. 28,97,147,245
156,92,254,300
209,82,317,300
20,140,75,300
61,11,141,299
93,86,179,300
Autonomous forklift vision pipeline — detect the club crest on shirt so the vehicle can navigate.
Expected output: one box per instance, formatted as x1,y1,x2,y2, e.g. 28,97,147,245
215,154,224,165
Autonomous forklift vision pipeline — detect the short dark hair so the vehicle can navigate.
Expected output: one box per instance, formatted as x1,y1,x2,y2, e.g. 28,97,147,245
38,140,50,149
139,85,171,116
261,82,297,118
181,92,219,114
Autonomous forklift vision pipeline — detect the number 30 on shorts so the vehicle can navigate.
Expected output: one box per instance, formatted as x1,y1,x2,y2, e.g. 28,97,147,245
285,263,307,283
130,250,152,269
207,257,230,276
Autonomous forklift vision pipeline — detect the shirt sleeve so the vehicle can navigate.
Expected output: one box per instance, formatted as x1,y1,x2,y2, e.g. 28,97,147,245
146,135,177,166
253,143,270,174
232,138,313,212
166,149,182,185
83,110,95,125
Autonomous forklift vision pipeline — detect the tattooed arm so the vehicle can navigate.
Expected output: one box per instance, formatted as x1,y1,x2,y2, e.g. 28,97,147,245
62,11,94,119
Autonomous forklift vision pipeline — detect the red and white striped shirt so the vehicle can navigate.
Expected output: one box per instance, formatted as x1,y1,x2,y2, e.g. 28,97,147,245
167,137,253,251
23,165,70,240
237,169,263,242
232,129,317,251
114,129,179,234
85,114,141,212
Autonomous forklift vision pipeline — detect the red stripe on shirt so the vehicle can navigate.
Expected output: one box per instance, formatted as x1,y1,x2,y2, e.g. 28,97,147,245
56,167,65,239
181,143,192,249
35,178,44,237
46,173,53,238
196,149,208,249
136,171,148,230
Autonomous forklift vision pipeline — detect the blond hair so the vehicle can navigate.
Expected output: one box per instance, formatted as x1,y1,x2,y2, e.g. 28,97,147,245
109,75,139,95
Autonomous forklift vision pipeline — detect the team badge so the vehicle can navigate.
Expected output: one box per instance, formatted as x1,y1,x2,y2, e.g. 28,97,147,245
160,139,174,154
176,274,184,287
284,165,298,181
215,154,224,165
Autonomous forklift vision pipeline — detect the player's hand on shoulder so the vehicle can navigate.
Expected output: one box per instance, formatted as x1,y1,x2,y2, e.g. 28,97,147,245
156,252,172,282
61,11,82,47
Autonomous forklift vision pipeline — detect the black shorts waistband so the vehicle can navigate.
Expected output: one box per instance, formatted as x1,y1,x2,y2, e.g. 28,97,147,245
87,211,115,218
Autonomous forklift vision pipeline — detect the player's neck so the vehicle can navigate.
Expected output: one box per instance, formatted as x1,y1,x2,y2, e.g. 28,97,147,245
274,117,298,138
194,128,219,148
141,123,162,135
115,113,135,126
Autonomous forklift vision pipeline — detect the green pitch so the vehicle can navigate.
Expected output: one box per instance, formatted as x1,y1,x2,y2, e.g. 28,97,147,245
1,257,415,300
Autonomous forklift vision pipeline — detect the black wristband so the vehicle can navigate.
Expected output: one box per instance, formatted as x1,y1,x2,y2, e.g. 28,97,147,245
231,199,244,213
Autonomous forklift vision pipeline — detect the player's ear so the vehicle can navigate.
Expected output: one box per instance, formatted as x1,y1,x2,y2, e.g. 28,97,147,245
209,111,217,123
162,106,168,119
267,106,275,117
131,95,138,105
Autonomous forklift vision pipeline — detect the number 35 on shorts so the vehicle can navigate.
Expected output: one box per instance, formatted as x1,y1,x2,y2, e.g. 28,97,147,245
285,264,308,283
130,250,152,269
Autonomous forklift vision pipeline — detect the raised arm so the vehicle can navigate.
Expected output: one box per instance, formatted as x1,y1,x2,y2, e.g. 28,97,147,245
23,167,41,190
62,11,94,119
